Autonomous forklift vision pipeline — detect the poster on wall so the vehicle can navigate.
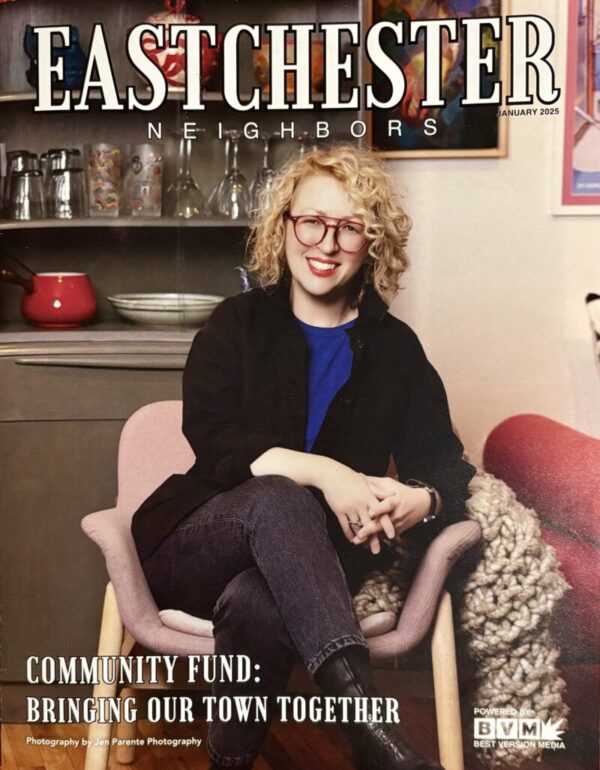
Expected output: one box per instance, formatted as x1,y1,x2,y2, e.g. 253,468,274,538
0,2,598,770
559,0,600,212
366,0,509,157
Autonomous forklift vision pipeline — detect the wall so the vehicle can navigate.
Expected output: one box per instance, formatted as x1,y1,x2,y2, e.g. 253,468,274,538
387,0,600,465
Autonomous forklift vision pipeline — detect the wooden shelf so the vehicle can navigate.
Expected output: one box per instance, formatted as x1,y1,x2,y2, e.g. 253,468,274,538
0,88,330,106
0,89,228,104
0,217,249,231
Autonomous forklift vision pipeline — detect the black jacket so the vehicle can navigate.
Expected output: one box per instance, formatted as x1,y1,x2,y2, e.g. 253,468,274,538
131,282,476,586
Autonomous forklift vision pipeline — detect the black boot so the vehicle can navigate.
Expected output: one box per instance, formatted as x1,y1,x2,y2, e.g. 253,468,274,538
209,764,253,770
314,646,444,770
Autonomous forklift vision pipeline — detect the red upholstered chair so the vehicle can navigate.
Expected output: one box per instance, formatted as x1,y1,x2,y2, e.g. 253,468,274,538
81,401,480,770
484,414,600,739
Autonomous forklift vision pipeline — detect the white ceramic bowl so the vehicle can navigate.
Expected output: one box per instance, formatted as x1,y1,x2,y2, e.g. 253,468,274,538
108,292,224,309
108,293,224,325
110,305,216,326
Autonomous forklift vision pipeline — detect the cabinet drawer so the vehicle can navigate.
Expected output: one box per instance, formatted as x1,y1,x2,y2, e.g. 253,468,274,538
0,357,184,421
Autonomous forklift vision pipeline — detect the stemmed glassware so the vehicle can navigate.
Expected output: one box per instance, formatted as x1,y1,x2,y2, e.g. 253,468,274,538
216,130,249,220
165,131,206,219
205,135,230,217
250,133,277,215
297,131,317,156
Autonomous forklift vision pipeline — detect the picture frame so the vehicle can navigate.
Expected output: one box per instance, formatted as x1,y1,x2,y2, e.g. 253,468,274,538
365,0,509,158
555,0,600,214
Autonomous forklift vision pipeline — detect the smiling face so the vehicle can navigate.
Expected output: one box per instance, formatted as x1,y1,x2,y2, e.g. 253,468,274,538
285,173,370,316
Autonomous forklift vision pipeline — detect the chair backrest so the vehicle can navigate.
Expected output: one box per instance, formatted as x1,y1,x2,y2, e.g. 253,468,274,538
116,400,194,512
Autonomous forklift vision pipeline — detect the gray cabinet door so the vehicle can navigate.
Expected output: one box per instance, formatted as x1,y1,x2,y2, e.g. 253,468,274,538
1,360,184,720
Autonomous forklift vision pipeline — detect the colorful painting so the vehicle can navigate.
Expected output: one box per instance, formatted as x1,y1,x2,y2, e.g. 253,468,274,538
367,0,507,157
561,0,600,211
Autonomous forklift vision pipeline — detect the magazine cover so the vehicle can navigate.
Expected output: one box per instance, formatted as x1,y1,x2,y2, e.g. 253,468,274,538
1,1,598,770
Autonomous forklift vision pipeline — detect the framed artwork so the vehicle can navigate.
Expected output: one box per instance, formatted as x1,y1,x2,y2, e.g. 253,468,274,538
365,0,508,158
557,0,600,213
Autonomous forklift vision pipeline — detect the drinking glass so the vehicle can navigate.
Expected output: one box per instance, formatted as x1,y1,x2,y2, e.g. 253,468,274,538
7,169,45,220
87,144,121,217
4,151,37,216
6,150,36,172
217,130,249,220
48,168,88,219
165,133,206,219
47,148,81,172
121,144,163,218
44,149,81,210
250,133,277,215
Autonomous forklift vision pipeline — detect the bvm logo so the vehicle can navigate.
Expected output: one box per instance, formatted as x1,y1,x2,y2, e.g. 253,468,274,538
473,710,566,750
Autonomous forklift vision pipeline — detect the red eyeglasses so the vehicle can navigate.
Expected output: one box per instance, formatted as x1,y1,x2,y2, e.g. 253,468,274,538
286,214,367,253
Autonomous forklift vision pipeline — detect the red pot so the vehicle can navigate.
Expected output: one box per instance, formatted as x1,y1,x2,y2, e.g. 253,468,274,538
1,269,98,328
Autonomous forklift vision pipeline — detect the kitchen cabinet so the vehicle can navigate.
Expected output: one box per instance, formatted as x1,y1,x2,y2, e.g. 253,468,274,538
0,0,365,721
0,346,189,720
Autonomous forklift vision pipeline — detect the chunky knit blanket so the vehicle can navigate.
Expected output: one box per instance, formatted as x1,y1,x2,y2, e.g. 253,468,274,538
353,471,570,767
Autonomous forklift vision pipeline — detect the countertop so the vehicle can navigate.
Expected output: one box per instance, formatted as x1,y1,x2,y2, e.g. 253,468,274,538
0,323,196,367
0,322,197,343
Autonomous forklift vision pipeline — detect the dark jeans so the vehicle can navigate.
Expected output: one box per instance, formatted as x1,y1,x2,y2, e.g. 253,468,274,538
142,474,367,768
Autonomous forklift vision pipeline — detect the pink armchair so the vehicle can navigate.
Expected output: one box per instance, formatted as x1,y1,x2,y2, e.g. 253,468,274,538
81,400,481,770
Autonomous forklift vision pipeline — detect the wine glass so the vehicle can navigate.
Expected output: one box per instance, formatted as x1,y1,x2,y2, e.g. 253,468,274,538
217,130,249,220
297,131,317,156
165,132,206,219
205,135,230,217
250,133,277,215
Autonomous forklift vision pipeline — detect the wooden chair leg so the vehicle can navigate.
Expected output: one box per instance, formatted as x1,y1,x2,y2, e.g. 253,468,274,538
115,632,138,763
121,629,136,657
84,582,124,770
115,688,137,764
431,591,464,770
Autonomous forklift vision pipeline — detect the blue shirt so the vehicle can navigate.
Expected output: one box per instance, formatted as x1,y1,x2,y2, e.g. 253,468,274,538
298,318,355,452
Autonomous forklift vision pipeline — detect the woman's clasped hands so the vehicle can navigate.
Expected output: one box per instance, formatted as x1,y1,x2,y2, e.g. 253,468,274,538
320,463,432,555
354,475,433,545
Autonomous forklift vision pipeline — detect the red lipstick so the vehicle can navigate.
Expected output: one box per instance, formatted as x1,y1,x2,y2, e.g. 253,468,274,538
306,257,339,278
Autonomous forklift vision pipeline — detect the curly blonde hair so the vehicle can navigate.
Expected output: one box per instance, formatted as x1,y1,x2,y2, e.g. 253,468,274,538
246,144,411,301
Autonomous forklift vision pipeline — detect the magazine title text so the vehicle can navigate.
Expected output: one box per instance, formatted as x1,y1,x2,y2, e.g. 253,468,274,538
32,17,560,114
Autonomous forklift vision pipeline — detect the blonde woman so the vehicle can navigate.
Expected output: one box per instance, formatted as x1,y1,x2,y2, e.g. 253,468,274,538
133,145,475,770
